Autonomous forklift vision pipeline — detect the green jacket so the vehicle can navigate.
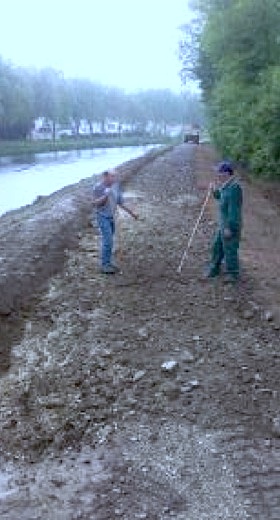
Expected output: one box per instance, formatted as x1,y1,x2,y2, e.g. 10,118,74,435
213,177,243,236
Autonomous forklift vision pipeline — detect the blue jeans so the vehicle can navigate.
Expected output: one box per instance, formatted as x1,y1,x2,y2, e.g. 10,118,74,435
97,214,115,267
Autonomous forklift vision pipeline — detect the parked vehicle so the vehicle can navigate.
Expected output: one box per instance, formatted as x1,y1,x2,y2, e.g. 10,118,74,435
184,132,199,144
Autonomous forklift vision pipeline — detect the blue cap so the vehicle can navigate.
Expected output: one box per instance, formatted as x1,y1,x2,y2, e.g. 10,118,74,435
217,161,234,175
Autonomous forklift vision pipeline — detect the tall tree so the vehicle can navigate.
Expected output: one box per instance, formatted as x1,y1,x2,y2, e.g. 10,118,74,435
180,0,280,176
33,68,66,140
0,59,35,139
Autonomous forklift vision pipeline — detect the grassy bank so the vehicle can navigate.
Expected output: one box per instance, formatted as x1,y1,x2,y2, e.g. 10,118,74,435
0,134,181,158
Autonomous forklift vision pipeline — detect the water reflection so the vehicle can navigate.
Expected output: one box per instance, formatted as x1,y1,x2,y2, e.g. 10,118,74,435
0,145,159,216
0,153,36,167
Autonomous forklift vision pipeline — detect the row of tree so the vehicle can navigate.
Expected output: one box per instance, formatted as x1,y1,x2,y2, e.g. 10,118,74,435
180,0,280,176
0,56,203,141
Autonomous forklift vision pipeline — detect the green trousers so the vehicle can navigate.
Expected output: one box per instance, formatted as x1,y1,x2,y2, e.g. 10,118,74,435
209,230,240,278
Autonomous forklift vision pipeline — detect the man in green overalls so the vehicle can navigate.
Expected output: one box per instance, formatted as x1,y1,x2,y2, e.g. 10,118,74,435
207,161,243,282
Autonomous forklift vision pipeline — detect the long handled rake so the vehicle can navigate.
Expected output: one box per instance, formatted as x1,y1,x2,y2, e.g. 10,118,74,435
177,183,212,274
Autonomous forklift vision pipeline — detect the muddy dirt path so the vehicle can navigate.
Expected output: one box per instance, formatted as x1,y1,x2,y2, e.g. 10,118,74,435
0,144,279,519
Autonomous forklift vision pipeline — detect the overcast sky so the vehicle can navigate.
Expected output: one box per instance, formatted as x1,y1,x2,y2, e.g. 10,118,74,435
0,0,192,92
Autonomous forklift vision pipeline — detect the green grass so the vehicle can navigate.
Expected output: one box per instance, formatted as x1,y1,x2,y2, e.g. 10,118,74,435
0,135,181,158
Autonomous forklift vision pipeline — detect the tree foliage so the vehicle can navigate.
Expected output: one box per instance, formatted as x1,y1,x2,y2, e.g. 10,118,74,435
0,59,34,139
180,0,280,176
0,57,203,141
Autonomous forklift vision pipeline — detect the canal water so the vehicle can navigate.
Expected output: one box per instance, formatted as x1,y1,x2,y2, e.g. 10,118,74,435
0,145,159,216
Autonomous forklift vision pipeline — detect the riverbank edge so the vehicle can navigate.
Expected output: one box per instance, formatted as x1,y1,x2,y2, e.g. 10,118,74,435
0,135,179,159
0,145,173,320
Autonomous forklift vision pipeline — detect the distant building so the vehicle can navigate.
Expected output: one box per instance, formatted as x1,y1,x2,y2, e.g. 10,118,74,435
166,124,183,137
31,117,74,140
145,121,183,136
31,117,53,140
30,117,181,140
104,120,134,134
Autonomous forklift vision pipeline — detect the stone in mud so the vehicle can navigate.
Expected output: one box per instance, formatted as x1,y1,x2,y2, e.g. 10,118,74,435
133,370,146,382
161,360,178,372
138,327,149,339
264,310,274,322
243,310,254,320
181,350,195,362
272,416,280,437
180,379,200,393
160,381,180,399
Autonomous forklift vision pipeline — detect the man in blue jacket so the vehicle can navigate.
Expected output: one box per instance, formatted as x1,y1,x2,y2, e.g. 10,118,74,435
207,161,243,282
93,169,138,274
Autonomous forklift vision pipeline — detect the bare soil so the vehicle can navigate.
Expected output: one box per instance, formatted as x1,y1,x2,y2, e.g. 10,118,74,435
0,144,279,519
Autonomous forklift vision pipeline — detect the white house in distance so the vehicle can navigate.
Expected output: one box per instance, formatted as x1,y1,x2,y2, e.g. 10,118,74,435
30,118,72,140
30,117,183,140
166,124,182,137
31,118,52,140
30,117,130,139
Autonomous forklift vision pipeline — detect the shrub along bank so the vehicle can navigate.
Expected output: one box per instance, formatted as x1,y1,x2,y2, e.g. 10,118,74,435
180,0,280,178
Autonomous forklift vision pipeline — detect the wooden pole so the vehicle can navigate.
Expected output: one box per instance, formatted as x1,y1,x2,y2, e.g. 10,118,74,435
177,184,212,273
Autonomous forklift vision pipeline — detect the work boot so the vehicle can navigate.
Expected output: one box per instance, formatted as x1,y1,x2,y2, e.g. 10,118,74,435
101,264,117,274
223,273,238,284
110,262,120,273
204,267,220,279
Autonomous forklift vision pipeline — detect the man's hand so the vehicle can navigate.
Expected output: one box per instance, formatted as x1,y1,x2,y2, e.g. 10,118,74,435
93,188,110,207
223,227,232,238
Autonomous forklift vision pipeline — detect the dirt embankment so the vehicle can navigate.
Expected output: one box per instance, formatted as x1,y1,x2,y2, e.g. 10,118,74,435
0,143,279,519
0,146,171,369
